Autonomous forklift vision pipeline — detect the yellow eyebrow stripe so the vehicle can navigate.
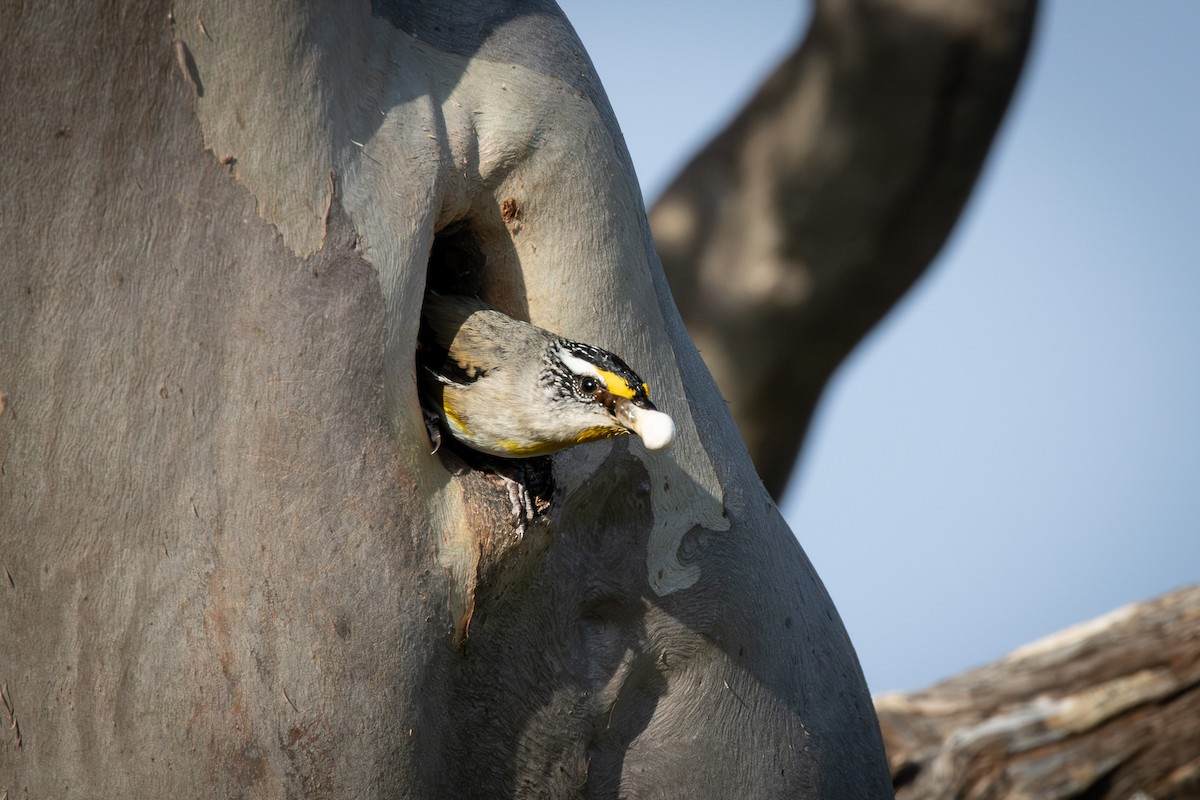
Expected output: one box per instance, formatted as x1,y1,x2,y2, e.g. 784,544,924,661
596,368,637,399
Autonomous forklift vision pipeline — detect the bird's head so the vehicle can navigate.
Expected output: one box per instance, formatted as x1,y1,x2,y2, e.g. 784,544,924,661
545,340,676,451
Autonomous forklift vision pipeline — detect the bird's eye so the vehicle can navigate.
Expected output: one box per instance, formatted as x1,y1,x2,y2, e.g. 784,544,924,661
579,376,599,395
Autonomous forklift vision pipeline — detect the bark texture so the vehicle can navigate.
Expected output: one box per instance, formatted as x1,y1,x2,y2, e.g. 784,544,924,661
651,0,1039,496
876,586,1200,799
0,1,889,796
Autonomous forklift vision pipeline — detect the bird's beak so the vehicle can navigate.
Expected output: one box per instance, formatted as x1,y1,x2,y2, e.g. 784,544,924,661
612,395,675,451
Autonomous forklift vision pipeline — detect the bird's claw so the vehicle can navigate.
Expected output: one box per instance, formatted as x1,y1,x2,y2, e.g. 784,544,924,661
423,409,443,455
505,472,535,540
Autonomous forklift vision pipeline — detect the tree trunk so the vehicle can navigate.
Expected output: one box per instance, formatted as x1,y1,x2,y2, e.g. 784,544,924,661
651,0,1039,497
0,1,889,796
877,585,1200,799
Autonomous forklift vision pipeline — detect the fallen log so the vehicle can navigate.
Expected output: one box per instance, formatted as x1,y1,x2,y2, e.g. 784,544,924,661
877,586,1200,799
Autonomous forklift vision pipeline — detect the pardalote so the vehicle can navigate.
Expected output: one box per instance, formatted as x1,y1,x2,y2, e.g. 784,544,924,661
419,294,675,458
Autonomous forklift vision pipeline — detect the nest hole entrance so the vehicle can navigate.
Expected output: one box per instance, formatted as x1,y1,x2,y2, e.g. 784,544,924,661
425,221,487,298
418,222,555,523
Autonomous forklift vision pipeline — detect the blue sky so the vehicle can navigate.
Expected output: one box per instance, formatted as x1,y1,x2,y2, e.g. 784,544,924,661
561,1,1200,694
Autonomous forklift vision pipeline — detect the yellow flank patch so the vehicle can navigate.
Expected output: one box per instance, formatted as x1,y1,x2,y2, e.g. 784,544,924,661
497,425,625,456
596,369,636,399
442,399,473,437
496,439,556,457
574,425,626,444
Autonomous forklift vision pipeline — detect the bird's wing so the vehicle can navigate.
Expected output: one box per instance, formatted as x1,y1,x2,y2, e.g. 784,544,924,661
419,294,505,383
421,365,460,387
421,294,482,349
423,294,544,380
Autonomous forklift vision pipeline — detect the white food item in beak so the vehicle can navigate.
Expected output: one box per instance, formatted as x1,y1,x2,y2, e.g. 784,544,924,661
626,405,675,450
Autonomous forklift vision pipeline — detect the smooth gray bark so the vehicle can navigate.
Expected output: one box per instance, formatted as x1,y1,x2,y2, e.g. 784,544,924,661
0,1,888,796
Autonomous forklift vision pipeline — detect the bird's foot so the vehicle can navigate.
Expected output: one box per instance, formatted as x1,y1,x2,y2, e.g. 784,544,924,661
505,474,535,540
487,459,551,540
422,408,443,455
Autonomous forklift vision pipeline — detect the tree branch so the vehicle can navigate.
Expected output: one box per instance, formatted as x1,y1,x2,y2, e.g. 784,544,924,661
877,586,1200,798
651,0,1039,496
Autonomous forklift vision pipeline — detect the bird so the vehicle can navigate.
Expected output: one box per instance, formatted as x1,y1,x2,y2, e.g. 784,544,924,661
418,293,675,459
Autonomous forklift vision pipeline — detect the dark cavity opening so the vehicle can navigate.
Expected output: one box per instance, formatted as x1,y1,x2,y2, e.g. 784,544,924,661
425,220,486,298
417,221,555,522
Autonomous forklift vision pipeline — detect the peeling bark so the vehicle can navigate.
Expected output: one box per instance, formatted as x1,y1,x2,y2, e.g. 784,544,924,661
878,586,1200,799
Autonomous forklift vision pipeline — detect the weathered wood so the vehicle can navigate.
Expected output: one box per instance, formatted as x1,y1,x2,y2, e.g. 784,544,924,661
877,586,1200,799
0,1,890,796
651,0,1039,496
